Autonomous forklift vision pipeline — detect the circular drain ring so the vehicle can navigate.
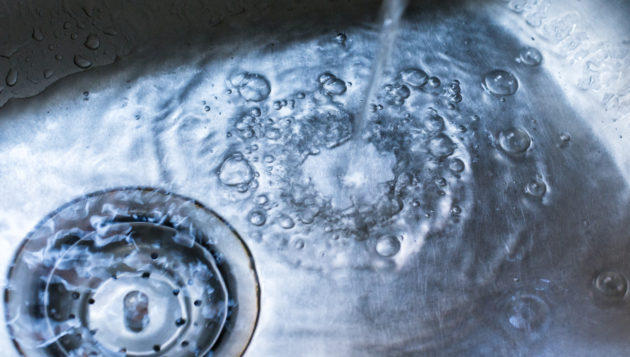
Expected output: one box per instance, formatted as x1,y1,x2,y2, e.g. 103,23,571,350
4,187,260,357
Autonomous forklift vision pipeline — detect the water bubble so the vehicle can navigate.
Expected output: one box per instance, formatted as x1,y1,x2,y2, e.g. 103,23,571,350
498,127,531,154
73,55,92,69
428,134,456,158
505,294,548,332
450,205,462,216
278,215,295,229
524,177,546,198
218,153,254,186
322,78,347,96
558,132,571,147
32,26,44,41
5,69,18,87
422,108,445,133
263,154,275,163
384,83,410,104
399,68,428,88
231,72,271,102
594,271,627,299
84,34,100,50
443,80,462,103
423,76,441,94
448,158,465,173
335,32,347,45
483,70,518,96
255,194,268,206
319,72,347,96
519,47,543,66
375,235,401,257
247,209,267,226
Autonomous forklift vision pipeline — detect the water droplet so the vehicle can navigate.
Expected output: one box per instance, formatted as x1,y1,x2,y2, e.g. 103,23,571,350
55,54,63,61
43,69,54,79
519,47,543,66
73,55,92,69
84,34,100,50
70,33,78,40
483,70,518,96
375,235,401,257
524,177,546,198
247,209,267,226
400,68,428,88
594,271,627,299
498,127,531,154
448,158,465,173
204,105,211,112
505,294,548,332
63,21,72,29
218,153,254,186
278,215,295,229
5,69,18,87
32,26,44,41
230,72,271,102
294,239,305,249
428,134,456,158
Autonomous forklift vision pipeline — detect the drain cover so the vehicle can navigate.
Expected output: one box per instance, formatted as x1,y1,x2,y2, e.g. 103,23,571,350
4,188,259,356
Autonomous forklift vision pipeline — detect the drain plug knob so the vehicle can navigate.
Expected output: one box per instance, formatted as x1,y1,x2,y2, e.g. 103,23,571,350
123,290,150,332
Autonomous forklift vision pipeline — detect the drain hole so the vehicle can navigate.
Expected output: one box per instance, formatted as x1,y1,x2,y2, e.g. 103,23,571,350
4,188,259,357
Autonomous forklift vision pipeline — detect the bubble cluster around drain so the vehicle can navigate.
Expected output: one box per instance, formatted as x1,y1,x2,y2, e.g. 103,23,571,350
4,188,259,357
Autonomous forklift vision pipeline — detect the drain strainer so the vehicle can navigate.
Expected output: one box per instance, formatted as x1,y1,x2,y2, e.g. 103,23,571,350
4,188,259,356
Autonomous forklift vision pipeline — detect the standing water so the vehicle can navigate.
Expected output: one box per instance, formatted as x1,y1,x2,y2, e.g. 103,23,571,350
0,0,629,356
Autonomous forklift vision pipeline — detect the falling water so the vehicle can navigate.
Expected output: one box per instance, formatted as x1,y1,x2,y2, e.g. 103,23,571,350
355,0,409,140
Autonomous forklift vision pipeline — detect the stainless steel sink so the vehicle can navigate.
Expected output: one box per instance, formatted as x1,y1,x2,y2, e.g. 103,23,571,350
1,0,629,356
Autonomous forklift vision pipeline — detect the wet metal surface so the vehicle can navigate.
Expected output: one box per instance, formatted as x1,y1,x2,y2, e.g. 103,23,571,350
0,0,630,356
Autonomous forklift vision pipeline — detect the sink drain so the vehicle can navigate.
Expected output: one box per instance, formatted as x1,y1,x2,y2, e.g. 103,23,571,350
4,188,259,356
